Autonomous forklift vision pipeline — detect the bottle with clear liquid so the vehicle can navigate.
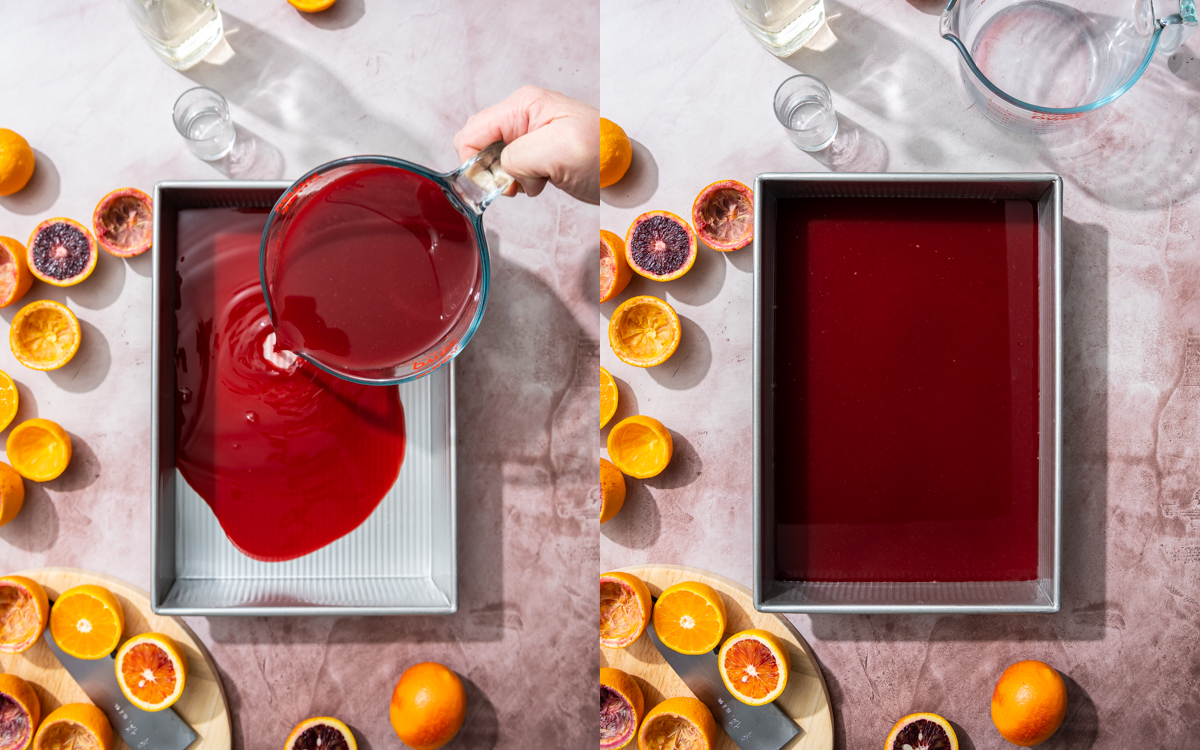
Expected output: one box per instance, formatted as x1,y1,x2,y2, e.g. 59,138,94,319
123,0,224,71
1157,333,1200,522
731,0,827,58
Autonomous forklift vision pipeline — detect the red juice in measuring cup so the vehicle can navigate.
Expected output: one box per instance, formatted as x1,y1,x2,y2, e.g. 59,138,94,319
268,164,482,374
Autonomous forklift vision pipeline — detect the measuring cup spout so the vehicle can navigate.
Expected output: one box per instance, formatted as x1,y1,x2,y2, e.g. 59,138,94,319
447,141,516,215
1155,0,1198,54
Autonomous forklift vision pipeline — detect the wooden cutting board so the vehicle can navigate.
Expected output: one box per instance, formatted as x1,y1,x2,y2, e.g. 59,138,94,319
602,564,834,750
0,568,231,750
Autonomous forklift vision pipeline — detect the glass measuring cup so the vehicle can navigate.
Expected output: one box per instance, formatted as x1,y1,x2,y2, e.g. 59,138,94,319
259,142,513,385
941,0,1197,133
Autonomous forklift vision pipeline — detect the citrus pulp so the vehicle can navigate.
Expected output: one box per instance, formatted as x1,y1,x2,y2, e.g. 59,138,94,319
26,219,97,287
48,584,124,659
608,296,680,368
32,703,112,750
606,415,672,479
284,717,357,750
7,419,72,482
885,712,958,750
9,300,81,371
601,230,633,303
625,211,696,281
0,673,39,750
0,238,33,308
0,576,47,654
653,580,726,655
600,667,644,750
600,571,651,648
692,180,753,251
637,697,716,750
115,632,188,711
93,188,152,257
718,629,789,705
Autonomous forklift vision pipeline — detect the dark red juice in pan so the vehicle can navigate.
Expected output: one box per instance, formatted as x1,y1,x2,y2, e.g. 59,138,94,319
773,197,1040,582
269,165,481,373
175,208,405,562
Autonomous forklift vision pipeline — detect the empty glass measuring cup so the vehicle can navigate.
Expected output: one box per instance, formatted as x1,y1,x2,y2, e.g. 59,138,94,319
941,0,1197,133
259,142,513,385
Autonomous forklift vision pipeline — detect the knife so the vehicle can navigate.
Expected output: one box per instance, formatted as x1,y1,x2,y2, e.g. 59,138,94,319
43,623,199,750
646,620,802,750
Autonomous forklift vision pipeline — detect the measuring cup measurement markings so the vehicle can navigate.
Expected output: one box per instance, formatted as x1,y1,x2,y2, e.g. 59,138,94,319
941,0,1197,132
260,141,514,386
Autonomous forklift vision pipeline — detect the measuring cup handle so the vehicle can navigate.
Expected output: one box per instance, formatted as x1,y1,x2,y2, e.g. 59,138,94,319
449,141,516,214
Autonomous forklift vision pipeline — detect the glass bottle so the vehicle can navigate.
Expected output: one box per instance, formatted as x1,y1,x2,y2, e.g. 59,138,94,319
123,0,224,71
730,0,827,58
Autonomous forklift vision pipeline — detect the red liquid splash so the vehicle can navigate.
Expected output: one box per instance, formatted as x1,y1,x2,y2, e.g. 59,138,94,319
175,208,405,562
773,197,1040,582
269,164,481,373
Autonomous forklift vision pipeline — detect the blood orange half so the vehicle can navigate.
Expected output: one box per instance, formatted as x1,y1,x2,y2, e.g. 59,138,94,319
600,667,644,750
718,629,789,705
93,188,153,257
692,180,753,251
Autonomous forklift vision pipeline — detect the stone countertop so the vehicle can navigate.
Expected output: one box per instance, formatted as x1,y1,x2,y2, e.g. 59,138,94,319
600,0,1200,746
0,3,599,748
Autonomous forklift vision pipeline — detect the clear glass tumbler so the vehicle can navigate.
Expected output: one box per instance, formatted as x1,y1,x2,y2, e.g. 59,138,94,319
173,87,236,161
774,74,839,151
123,0,224,71
731,0,827,57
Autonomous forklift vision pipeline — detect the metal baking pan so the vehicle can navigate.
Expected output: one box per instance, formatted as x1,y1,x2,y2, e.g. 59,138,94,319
753,173,1062,614
150,181,456,616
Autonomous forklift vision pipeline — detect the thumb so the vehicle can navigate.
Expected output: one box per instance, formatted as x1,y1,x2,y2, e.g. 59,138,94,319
498,135,551,198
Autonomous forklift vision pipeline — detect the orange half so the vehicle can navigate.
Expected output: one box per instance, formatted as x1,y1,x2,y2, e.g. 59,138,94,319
7,418,72,482
9,300,81,371
606,415,672,479
599,458,626,524
33,703,113,750
49,584,124,660
608,295,680,368
637,697,716,750
116,632,188,711
600,571,652,648
600,366,618,428
601,230,633,303
718,629,790,705
0,461,25,528
600,667,644,750
652,581,727,656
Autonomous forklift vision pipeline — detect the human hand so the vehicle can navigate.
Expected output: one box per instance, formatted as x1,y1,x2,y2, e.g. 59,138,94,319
454,86,600,205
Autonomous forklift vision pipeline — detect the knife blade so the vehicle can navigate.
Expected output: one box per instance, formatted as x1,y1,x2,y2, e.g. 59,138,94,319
647,620,802,750
43,624,199,750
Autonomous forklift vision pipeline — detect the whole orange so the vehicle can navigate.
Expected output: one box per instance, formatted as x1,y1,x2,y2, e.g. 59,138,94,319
390,662,467,750
990,659,1067,746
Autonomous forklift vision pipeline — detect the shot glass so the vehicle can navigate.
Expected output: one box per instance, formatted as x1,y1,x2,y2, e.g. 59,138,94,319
774,74,839,152
173,87,236,161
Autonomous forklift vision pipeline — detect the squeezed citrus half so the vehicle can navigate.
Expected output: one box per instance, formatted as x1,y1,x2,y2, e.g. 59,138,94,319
10,300,80,371
0,575,48,654
606,415,672,479
608,296,680,368
600,571,651,649
33,703,113,750
637,697,716,750
7,419,71,482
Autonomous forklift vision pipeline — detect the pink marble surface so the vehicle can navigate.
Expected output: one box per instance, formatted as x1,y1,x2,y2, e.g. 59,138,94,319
0,3,599,748
600,0,1200,747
